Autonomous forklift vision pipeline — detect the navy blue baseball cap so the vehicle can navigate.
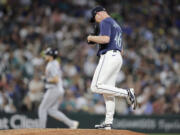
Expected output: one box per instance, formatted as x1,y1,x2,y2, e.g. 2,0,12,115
90,6,106,23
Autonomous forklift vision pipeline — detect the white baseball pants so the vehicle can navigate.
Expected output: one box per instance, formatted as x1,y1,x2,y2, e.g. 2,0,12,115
91,50,128,124
38,87,75,128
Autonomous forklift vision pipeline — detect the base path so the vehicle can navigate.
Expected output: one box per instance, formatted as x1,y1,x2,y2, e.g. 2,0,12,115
0,129,147,135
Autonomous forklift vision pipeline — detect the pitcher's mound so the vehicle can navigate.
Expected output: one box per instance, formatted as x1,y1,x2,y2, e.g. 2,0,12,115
0,129,147,135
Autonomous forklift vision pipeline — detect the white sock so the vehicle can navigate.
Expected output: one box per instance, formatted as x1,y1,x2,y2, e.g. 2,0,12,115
104,95,115,124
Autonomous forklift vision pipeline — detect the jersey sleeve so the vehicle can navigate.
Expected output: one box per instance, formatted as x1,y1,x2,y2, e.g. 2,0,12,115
100,20,111,37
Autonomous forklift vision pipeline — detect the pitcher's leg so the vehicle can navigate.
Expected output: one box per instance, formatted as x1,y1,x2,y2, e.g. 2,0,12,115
103,94,115,124
93,52,128,97
102,53,120,125
91,55,105,93
97,84,128,97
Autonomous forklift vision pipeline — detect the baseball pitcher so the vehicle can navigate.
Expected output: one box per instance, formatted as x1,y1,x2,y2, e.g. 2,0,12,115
38,48,79,129
87,6,137,130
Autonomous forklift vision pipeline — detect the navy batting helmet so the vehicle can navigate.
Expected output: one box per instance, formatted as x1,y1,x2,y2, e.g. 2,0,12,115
44,47,58,59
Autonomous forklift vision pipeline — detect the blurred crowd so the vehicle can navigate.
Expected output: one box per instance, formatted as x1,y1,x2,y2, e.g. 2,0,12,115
0,0,179,115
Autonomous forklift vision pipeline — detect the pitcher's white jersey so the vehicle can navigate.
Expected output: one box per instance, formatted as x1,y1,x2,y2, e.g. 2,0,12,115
45,60,63,91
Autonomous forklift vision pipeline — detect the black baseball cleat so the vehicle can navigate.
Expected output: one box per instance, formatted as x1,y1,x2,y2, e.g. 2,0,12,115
95,123,112,130
127,88,137,110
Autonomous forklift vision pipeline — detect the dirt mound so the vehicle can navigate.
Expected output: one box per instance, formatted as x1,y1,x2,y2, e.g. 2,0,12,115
0,129,147,135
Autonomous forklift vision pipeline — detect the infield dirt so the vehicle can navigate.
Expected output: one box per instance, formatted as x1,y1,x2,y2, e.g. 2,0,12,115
0,129,147,135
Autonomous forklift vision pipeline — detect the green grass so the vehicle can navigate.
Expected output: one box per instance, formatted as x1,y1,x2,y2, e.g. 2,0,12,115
148,133,180,135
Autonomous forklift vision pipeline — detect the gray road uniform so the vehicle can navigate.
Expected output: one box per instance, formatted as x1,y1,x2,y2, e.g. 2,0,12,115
38,59,78,128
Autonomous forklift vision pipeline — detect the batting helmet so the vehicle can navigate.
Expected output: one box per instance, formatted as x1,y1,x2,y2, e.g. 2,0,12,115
44,47,58,59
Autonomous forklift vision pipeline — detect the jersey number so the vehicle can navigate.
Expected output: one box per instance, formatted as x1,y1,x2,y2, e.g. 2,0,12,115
114,32,122,48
